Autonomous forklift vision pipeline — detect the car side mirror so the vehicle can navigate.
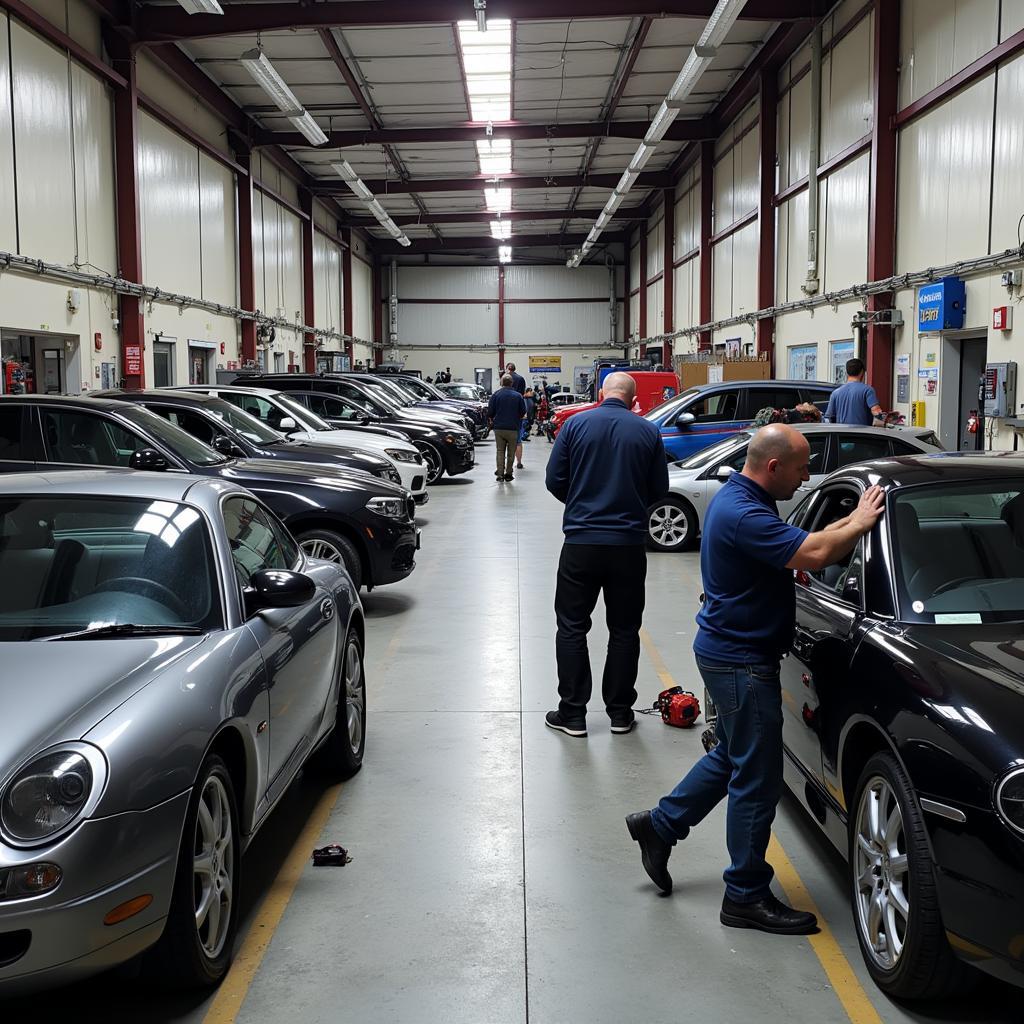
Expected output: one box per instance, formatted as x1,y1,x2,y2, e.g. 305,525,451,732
677,412,696,427
278,416,297,432
715,465,736,481
360,415,370,425
842,574,861,602
212,435,244,457
245,569,316,613
129,448,168,472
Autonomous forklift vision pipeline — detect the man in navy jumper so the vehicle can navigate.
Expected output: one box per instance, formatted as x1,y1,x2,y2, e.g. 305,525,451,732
488,373,526,481
544,373,669,736
625,423,884,935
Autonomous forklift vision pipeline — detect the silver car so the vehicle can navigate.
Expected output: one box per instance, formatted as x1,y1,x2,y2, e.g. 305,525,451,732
0,470,366,993
647,423,943,551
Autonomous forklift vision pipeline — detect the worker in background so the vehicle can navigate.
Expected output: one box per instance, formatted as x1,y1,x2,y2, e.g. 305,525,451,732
506,362,526,395
824,358,884,425
625,424,884,936
487,373,526,482
544,373,669,737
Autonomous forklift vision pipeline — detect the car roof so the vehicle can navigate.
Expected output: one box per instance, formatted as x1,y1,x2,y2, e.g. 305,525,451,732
787,423,933,438
95,389,224,407
684,378,837,392
831,451,1024,487
0,468,232,504
180,384,284,397
0,393,130,412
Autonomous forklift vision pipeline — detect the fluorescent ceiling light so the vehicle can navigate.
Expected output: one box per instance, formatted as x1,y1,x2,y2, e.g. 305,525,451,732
177,0,224,12
477,139,512,176
288,110,328,146
485,187,511,212
616,168,638,192
646,101,679,144
628,144,657,174
474,0,486,32
498,245,512,263
240,48,302,114
491,219,511,240
332,160,359,183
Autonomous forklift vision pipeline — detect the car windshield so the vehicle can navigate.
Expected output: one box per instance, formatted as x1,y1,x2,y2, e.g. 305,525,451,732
272,393,332,431
118,406,227,466
205,400,282,444
373,378,417,405
359,381,404,411
397,377,438,399
645,387,702,421
0,494,221,640
892,480,1024,623
674,432,753,470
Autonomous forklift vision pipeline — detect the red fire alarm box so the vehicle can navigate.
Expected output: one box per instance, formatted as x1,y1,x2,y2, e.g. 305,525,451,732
993,306,1013,331
94,332,102,351
220,342,225,354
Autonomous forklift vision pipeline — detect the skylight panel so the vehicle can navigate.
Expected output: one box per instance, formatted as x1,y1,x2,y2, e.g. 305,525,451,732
490,219,511,240
485,188,512,213
477,139,512,176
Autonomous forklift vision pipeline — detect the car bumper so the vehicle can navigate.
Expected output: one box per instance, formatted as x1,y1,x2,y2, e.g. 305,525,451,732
365,519,419,588
0,790,190,994
393,462,427,499
441,443,475,475
413,492,429,506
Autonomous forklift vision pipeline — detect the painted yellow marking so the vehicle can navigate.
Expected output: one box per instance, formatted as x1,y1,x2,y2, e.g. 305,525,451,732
201,783,344,1024
639,627,677,691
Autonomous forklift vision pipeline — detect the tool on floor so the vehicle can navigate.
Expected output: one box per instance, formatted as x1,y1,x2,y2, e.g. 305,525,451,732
639,686,701,728
312,844,352,866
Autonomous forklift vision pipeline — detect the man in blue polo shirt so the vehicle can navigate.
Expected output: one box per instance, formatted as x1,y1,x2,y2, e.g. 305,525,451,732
488,373,526,481
824,357,884,425
626,423,884,935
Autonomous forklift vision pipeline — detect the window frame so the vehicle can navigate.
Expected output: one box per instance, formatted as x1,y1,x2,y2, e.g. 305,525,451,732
0,402,34,464
221,494,303,608
798,481,868,610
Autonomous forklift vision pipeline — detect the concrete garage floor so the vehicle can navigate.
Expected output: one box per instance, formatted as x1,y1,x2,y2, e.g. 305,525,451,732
7,442,1020,1023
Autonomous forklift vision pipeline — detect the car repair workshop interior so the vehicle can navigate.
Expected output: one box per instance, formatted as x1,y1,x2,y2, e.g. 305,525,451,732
3,0,1024,1021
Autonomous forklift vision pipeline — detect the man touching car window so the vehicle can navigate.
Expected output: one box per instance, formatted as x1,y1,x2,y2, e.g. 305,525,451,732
626,423,884,935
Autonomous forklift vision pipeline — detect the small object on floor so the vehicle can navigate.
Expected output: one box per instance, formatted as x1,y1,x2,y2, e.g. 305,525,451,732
720,893,817,935
624,810,673,894
639,687,701,728
312,844,352,866
545,710,587,737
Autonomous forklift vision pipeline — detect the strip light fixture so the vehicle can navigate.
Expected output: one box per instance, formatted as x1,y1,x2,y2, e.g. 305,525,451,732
567,0,745,267
498,246,512,263
177,0,224,13
333,160,411,246
240,47,329,147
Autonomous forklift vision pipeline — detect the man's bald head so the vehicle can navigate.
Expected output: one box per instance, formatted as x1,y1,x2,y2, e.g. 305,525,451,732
743,423,812,500
602,372,637,403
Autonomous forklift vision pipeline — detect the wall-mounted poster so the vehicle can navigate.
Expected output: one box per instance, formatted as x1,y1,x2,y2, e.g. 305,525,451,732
725,337,742,358
788,344,817,381
830,340,854,382
529,355,561,373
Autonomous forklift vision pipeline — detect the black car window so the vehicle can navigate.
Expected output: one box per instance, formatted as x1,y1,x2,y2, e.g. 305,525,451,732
836,434,891,469
223,496,293,591
116,405,226,466
744,388,801,415
801,388,833,407
686,389,740,423
222,392,285,429
150,406,222,447
722,432,828,475
41,409,143,467
889,438,921,457
801,484,864,601
0,405,27,461
311,394,363,421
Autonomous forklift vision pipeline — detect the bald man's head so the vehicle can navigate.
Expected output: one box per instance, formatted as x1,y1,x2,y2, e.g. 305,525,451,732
602,372,637,403
743,423,812,500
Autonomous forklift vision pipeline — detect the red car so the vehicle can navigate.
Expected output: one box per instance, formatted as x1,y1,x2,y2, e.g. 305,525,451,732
551,371,678,436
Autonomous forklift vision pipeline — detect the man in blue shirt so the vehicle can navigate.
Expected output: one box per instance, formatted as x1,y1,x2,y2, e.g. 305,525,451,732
487,374,526,481
824,357,884,425
626,423,884,935
545,373,669,736
505,362,526,395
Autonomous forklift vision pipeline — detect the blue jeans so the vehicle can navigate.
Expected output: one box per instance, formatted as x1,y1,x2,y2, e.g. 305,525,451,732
650,656,784,903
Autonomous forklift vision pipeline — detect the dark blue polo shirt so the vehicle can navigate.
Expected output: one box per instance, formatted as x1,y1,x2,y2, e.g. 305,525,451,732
545,398,668,545
509,371,526,395
487,387,526,430
694,472,808,664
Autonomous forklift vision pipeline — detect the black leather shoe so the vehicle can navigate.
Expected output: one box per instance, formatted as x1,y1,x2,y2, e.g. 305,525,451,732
545,710,586,737
625,811,673,894
720,893,817,934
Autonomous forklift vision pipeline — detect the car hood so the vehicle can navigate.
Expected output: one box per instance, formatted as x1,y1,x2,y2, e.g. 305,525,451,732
0,636,207,772
290,429,415,455
216,458,408,498
265,439,390,471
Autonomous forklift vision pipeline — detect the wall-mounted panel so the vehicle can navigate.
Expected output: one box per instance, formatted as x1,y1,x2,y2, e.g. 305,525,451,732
647,217,664,278
822,11,873,160
506,303,614,345
991,51,1024,251
0,15,13,253
199,153,236,306
782,190,809,303
736,126,759,218
712,236,732,320
70,65,115,276
1003,0,1024,39
713,149,735,230
398,302,497,346
646,276,663,334
675,179,698,254
11,21,75,263
252,195,266,316
673,258,698,331
630,237,641,285
397,265,497,300
280,207,302,324
505,265,610,300
732,221,757,316
822,151,869,290
351,257,373,342
787,72,811,185
314,232,342,334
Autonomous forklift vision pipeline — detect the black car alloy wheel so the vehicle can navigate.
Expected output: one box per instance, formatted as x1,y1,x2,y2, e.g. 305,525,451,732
647,496,698,552
849,752,973,999
319,627,366,780
298,530,363,591
415,443,444,484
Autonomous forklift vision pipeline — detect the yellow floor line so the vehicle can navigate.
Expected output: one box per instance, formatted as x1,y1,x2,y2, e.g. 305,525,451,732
202,782,344,1024
641,627,882,1024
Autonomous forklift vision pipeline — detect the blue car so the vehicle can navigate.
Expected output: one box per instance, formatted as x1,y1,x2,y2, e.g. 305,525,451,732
645,379,837,460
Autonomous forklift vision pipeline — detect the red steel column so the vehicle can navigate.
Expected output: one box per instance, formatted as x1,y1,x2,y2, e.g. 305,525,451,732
757,69,778,366
300,189,316,373
867,0,898,406
498,263,506,371
236,148,257,365
372,254,384,367
662,188,675,364
107,34,145,389
341,226,354,369
698,140,714,352
638,229,648,356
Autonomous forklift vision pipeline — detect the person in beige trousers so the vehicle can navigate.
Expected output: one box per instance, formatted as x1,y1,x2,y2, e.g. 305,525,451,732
487,373,527,481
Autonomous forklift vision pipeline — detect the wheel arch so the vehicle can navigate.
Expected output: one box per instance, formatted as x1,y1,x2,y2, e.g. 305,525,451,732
287,514,371,588
204,723,256,839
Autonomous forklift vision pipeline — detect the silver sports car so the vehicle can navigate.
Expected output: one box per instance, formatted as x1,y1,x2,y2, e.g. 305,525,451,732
0,470,366,993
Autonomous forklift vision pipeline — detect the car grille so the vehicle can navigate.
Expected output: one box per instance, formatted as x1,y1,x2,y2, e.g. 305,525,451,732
454,435,473,449
407,497,416,520
392,543,417,571
411,475,424,491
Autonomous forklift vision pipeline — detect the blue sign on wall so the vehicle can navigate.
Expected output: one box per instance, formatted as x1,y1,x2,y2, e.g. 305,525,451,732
917,276,966,332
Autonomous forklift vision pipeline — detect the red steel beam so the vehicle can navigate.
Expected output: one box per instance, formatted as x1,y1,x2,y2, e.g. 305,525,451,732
698,141,714,352
756,69,777,364
373,232,615,255
258,118,713,149
236,149,257,364
341,207,648,228
498,264,506,370
638,229,648,352
663,189,675,361
314,171,671,196
372,255,383,367
341,227,354,368
106,31,144,390
318,27,377,128
136,2,823,43
867,0,898,407
300,189,316,374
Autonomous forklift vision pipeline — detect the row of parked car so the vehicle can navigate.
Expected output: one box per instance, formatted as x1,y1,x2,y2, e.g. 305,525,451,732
0,370,486,994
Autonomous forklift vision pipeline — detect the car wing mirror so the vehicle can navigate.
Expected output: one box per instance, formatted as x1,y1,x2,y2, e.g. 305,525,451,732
715,465,736,481
212,435,235,455
677,412,696,427
278,416,297,432
128,448,169,471
842,575,861,602
245,569,316,614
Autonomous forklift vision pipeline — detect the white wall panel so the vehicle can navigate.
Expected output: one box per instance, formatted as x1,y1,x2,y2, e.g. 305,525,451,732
712,236,732,320
647,218,663,278
822,11,873,159
399,303,497,346
675,180,698,254
822,151,869,290
11,22,75,263
139,111,201,297
397,265,497,299
504,265,609,299
896,77,994,271
629,283,640,341
782,190,809,303
732,222,758,316
280,208,302,323
787,73,811,185
737,127,759,217
314,232,342,334
673,259,698,331
70,64,115,276
991,52,1024,251
506,302,614,345
713,150,734,230
252,196,266,316
260,194,282,315
199,154,235,306
351,257,373,341
1002,0,1024,38
646,277,663,334
0,16,17,252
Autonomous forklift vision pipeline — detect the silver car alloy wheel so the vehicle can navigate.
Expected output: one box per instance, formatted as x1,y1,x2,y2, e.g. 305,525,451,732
854,775,910,971
417,444,442,484
193,774,234,960
649,502,690,547
302,537,343,562
345,636,365,754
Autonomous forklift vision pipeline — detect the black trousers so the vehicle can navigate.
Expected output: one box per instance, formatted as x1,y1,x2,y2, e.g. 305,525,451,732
554,542,647,721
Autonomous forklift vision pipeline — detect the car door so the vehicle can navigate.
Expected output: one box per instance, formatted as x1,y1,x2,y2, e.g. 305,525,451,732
0,403,35,473
224,495,340,792
780,482,866,798
36,406,153,468
661,387,743,459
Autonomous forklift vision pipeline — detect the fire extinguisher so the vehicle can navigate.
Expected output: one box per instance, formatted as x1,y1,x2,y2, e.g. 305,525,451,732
966,410,979,434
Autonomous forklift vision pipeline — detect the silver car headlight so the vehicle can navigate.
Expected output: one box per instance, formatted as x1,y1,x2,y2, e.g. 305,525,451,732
366,496,405,519
385,448,418,463
1,743,107,847
995,766,1024,836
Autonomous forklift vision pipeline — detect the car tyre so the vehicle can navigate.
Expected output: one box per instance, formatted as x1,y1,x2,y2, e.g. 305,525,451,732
849,752,975,999
646,496,698,552
152,753,240,989
298,529,363,590
416,443,444,484
318,627,366,780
